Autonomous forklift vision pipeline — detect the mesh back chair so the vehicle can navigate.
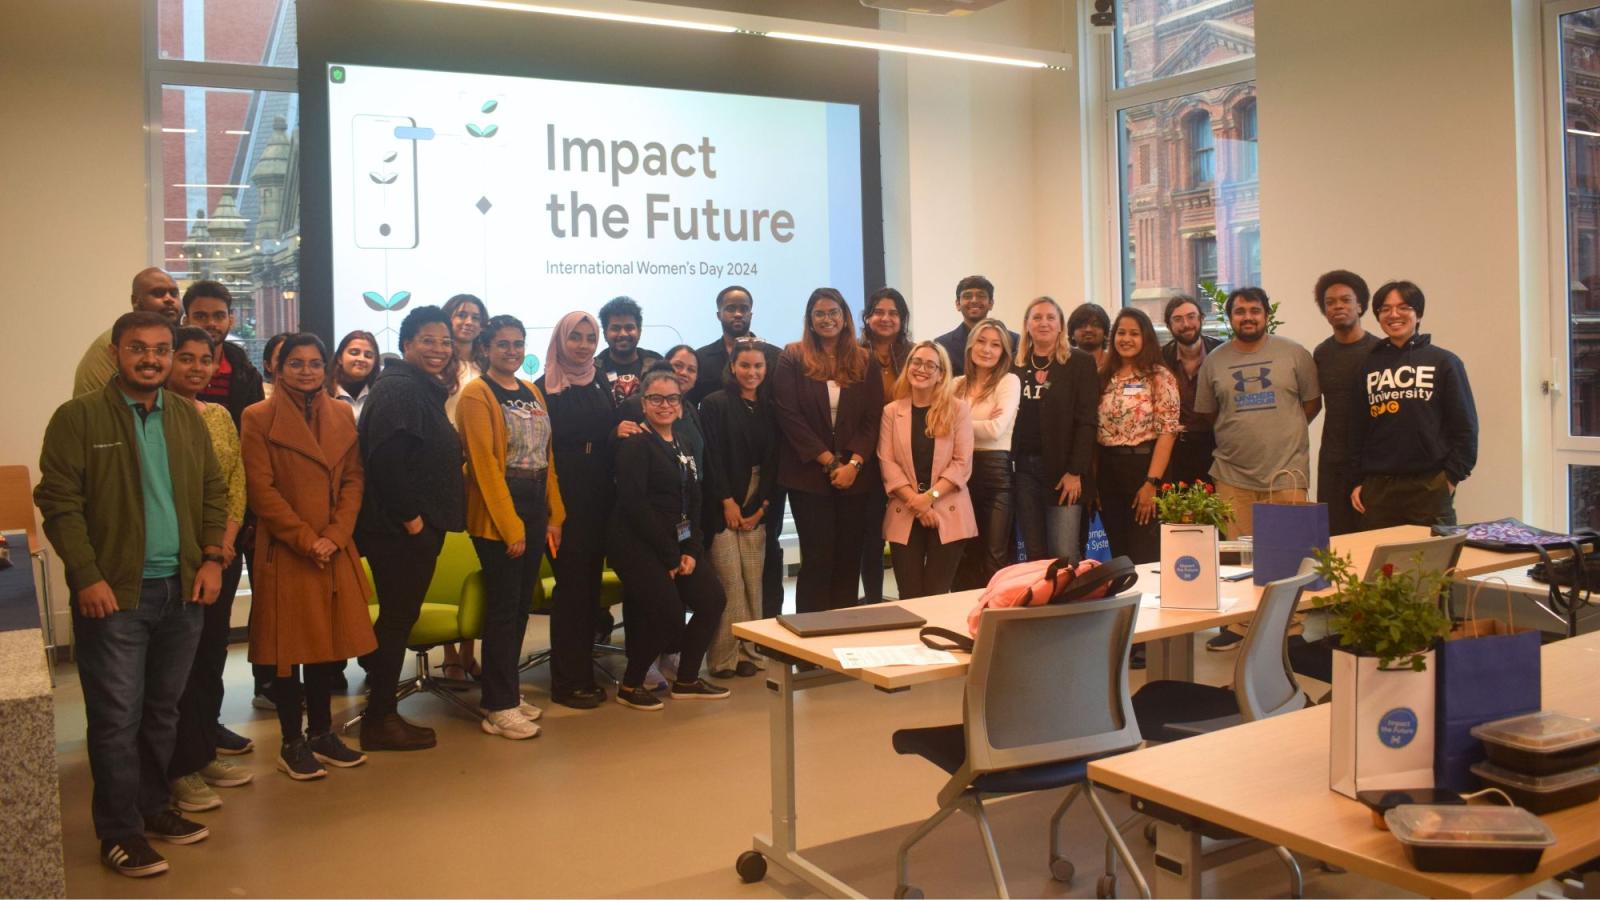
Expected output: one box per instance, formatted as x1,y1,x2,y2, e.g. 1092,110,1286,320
890,594,1150,900
0,465,57,672
1290,533,1467,683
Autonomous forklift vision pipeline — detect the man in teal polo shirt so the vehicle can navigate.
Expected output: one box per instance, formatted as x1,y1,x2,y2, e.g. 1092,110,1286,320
36,310,228,878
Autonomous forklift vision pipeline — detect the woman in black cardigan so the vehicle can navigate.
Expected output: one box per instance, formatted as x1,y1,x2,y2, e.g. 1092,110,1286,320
772,288,885,612
700,339,778,678
1012,296,1099,562
608,370,729,710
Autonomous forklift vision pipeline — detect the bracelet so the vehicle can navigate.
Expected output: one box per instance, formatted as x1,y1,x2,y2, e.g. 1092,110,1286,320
202,552,226,565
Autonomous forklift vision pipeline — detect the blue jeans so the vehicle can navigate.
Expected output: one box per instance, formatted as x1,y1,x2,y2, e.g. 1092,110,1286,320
470,476,549,712
72,576,203,840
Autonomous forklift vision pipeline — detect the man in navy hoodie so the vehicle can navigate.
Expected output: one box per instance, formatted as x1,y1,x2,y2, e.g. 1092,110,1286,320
1348,281,1478,527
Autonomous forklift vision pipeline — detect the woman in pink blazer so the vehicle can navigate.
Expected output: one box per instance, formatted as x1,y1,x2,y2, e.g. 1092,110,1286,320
877,341,978,598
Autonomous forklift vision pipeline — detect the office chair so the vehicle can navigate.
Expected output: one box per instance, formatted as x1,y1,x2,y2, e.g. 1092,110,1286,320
890,595,1151,900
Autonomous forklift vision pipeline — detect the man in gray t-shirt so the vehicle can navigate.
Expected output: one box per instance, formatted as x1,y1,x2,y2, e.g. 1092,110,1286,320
1193,288,1322,540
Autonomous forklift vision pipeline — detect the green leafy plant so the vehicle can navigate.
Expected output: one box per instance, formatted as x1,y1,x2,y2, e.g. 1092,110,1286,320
1155,480,1233,530
1310,549,1451,672
1201,280,1282,336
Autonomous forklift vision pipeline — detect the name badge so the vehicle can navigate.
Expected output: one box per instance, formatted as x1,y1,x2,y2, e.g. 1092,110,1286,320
676,518,693,542
1122,382,1145,396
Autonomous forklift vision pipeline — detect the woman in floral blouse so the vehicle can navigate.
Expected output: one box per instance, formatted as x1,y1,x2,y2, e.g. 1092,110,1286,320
1095,307,1179,564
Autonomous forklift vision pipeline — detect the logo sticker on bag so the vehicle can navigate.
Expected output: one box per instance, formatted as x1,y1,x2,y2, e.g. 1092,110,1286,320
1174,556,1201,582
1379,708,1419,748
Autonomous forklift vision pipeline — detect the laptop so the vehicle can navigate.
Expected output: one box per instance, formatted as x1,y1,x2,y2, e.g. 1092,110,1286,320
777,605,928,638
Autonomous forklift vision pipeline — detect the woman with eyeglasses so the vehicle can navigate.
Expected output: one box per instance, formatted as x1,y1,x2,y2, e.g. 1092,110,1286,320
952,319,1021,589
1013,296,1099,562
608,369,729,710
877,342,976,598
326,330,380,419
537,310,627,710
242,333,376,779
619,344,706,464
857,288,912,604
773,288,885,612
700,339,778,678
457,315,565,739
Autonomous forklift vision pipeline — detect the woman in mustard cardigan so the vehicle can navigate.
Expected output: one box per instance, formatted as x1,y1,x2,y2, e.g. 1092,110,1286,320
457,315,565,740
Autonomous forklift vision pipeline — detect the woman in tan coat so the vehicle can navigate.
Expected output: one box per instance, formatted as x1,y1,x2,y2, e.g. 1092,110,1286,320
242,333,377,781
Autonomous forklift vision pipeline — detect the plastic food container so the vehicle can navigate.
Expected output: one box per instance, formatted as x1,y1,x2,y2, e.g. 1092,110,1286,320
1385,804,1555,873
1472,712,1600,775
1471,761,1600,815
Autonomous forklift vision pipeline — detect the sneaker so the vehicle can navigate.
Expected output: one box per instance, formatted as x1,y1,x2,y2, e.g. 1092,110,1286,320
670,679,731,701
516,698,544,722
735,660,762,678
552,687,605,710
481,707,541,739
307,731,367,768
143,808,210,845
615,684,665,711
643,661,668,692
199,757,252,787
251,692,276,711
1206,627,1244,651
359,711,437,752
214,725,254,755
101,836,168,878
1130,643,1147,671
170,773,221,812
277,736,328,780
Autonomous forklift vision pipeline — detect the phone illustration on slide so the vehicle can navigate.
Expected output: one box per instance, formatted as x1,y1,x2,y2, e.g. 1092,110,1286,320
352,114,419,249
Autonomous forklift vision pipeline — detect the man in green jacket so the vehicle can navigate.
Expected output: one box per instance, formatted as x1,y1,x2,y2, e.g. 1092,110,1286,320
36,310,228,878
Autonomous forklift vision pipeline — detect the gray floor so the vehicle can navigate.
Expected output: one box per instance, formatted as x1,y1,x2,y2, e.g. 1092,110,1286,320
51,577,1437,899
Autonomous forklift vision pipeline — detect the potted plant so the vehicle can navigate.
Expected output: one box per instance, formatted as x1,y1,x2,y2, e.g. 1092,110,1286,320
1156,481,1233,610
1312,549,1452,798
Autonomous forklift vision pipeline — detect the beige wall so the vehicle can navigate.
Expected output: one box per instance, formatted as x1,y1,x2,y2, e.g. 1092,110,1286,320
1254,0,1546,524
0,0,148,637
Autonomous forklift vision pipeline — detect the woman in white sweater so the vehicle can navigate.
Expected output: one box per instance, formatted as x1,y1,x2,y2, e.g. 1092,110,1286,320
951,318,1021,589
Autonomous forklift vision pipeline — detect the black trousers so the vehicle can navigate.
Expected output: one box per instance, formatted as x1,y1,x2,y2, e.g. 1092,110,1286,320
472,478,548,711
168,545,244,778
859,487,888,603
272,661,342,739
955,451,1013,590
1360,470,1458,529
551,544,605,695
361,526,445,717
613,553,726,686
1318,455,1363,536
1165,432,1215,487
891,523,967,599
1098,448,1161,565
760,488,788,619
789,489,874,613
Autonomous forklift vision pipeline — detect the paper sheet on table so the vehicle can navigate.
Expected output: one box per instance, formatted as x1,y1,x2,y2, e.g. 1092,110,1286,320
1141,592,1238,612
1220,565,1251,579
834,645,958,669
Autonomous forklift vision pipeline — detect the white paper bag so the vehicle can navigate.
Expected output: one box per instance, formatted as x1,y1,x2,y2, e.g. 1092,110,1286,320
1329,649,1436,798
1160,524,1219,610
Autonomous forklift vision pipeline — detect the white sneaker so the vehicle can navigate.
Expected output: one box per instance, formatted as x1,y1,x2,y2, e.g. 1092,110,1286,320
481,707,540,740
516,699,543,722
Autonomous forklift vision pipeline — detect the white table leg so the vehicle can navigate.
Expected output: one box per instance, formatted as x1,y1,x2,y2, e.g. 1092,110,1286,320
1145,633,1195,682
1152,820,1203,898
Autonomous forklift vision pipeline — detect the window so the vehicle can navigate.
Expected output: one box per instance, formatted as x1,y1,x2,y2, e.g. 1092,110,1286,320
148,0,298,368
1186,111,1214,186
1104,1,1255,321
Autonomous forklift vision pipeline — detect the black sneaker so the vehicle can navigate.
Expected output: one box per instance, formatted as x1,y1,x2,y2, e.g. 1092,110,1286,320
143,808,210,845
277,736,328,781
307,730,367,768
552,686,606,710
214,725,254,755
614,684,664,711
1206,627,1244,651
101,836,168,877
735,660,761,677
670,679,731,701
1130,643,1147,670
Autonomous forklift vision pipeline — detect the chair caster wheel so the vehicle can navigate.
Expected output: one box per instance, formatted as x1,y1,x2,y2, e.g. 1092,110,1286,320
1143,821,1157,845
894,886,924,899
1050,855,1075,883
735,851,767,883
1096,874,1117,898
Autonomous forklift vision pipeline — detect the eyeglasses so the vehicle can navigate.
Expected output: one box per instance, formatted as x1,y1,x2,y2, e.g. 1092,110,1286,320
643,394,682,407
284,359,326,372
1378,304,1416,316
810,309,843,320
120,343,172,358
414,337,454,351
906,359,942,372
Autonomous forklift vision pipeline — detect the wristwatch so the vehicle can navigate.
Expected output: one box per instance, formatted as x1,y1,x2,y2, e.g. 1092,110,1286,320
848,458,863,471
1145,476,1163,488
929,488,942,501
202,552,227,565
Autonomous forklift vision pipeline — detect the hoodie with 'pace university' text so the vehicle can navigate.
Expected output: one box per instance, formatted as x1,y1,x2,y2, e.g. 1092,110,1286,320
1345,334,1478,484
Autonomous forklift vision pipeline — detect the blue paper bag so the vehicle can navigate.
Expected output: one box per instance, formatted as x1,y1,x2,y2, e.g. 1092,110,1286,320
1434,625,1542,791
1252,500,1330,588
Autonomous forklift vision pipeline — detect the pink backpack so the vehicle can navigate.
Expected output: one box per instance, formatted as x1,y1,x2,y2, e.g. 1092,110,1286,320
920,556,1140,652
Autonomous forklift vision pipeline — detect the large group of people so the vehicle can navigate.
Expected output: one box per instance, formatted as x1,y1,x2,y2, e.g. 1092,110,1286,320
36,265,1480,877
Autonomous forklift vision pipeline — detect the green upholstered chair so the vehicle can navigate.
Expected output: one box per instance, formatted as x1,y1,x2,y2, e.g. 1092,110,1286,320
343,531,487,730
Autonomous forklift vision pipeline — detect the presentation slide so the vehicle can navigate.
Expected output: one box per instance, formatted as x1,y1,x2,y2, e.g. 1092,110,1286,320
327,62,865,375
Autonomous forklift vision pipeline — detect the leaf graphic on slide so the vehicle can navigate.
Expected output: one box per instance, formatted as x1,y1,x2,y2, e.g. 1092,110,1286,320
383,151,398,163
387,291,412,311
379,173,398,184
465,123,484,138
369,172,385,184
362,291,388,311
521,355,540,376
480,124,498,138
481,100,498,114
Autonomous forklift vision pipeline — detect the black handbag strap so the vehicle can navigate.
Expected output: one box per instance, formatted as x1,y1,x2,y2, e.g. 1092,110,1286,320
1533,539,1593,637
919,626,973,654
1053,556,1139,604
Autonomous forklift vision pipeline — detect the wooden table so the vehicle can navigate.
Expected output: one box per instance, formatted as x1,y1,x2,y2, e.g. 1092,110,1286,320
730,525,1549,898
1088,631,1600,898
